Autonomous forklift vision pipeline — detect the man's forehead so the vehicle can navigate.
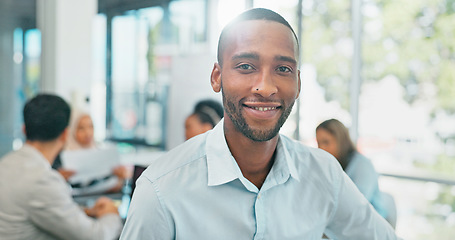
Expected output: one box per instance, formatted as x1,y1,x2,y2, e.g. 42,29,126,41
225,19,292,37
222,20,299,58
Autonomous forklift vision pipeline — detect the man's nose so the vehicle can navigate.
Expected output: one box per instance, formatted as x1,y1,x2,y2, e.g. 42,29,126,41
252,70,277,98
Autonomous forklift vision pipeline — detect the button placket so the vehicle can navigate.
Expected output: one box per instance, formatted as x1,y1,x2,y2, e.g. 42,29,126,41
253,191,265,240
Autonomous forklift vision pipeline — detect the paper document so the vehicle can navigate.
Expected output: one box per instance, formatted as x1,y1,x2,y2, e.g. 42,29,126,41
61,148,120,185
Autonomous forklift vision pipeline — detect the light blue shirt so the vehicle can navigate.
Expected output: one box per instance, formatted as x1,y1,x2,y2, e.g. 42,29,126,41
120,121,399,240
345,152,387,218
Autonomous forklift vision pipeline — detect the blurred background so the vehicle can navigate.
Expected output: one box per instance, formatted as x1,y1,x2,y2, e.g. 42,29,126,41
1,0,455,239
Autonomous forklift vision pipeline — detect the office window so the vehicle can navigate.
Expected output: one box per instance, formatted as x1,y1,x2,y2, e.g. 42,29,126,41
293,0,353,143
359,0,455,238
23,29,41,98
275,0,455,238
169,0,207,45
106,0,208,148
18,28,41,145
109,7,166,146
214,0,248,51
253,0,299,28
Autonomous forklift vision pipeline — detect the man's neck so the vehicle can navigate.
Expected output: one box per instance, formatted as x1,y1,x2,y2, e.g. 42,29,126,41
224,123,279,190
26,140,61,165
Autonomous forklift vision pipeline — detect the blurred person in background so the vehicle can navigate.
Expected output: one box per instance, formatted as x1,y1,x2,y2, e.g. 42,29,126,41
53,109,128,193
184,99,223,140
316,118,389,220
0,94,122,240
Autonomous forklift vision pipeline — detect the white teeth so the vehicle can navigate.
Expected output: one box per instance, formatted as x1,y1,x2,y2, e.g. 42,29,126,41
253,107,276,111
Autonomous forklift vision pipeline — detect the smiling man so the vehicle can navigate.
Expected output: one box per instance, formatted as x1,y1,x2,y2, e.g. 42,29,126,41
120,8,400,240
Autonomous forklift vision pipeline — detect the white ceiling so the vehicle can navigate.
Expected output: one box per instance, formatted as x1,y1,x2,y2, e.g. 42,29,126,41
0,0,171,28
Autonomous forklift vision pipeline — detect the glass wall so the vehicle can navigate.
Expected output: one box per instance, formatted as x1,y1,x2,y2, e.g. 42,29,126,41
105,0,207,148
360,0,455,177
284,0,455,238
296,0,354,141
359,0,455,238
380,177,455,239
0,25,41,156
23,29,41,98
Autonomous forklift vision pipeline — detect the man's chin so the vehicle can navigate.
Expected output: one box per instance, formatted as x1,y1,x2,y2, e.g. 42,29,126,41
245,117,278,128
242,126,279,142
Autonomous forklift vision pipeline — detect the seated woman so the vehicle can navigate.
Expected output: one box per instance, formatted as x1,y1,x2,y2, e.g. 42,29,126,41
53,109,128,194
316,119,389,220
184,99,223,140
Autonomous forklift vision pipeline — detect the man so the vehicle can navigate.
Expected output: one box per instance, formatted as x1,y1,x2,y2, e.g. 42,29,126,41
120,8,400,239
0,94,122,240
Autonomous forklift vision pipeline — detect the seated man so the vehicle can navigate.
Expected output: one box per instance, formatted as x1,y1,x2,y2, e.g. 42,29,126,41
121,8,400,240
0,94,122,240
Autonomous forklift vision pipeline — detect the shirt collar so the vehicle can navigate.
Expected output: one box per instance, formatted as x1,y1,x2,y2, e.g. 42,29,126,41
274,137,300,182
205,120,300,188
206,120,242,187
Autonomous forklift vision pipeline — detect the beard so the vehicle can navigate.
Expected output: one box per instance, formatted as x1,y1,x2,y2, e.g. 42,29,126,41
222,89,295,142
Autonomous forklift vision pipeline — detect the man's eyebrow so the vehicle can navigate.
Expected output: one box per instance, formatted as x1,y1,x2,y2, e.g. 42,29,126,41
231,53,297,65
231,52,259,61
275,55,297,65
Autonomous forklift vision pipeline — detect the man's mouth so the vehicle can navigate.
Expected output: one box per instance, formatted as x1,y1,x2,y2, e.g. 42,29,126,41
250,106,278,111
243,101,282,110
242,101,282,119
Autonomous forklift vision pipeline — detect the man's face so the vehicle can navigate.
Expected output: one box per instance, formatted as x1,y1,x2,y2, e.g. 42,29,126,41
211,20,300,142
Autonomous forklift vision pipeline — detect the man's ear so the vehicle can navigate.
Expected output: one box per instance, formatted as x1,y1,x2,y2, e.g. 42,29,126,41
22,124,26,136
296,69,301,99
211,63,222,93
59,127,69,143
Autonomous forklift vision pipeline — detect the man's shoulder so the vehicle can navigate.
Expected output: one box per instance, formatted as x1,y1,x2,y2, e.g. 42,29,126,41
0,148,24,164
279,134,335,162
0,148,46,176
0,148,68,203
141,134,208,182
279,134,343,180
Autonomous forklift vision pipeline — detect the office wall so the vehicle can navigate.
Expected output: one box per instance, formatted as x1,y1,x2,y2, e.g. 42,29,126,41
38,0,96,102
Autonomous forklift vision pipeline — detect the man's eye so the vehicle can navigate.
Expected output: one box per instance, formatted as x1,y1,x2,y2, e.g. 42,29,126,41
237,64,253,70
277,66,291,73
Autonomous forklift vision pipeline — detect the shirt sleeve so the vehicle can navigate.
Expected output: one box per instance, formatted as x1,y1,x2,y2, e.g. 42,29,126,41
325,171,399,240
27,170,123,240
120,175,173,240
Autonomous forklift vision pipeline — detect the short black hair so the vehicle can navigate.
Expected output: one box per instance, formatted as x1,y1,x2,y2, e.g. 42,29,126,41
193,99,224,127
23,94,71,141
217,8,299,66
